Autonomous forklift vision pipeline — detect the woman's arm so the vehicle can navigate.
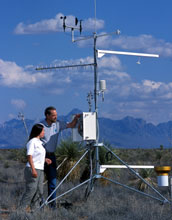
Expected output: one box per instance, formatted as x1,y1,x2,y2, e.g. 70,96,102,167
27,155,37,178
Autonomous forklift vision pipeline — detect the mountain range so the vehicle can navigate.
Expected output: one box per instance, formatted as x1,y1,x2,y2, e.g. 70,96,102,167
0,108,172,149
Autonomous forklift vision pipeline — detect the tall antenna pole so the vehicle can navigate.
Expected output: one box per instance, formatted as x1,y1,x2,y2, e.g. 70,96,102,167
93,33,98,113
94,0,97,32
93,0,100,176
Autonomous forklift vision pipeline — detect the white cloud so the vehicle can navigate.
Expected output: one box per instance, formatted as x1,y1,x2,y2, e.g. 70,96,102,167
2,53,172,124
98,56,122,70
77,33,172,59
82,18,104,31
0,59,53,87
47,88,64,95
100,74,172,124
11,99,26,109
14,13,104,35
2,55,172,105
14,12,172,60
14,13,64,34
8,113,16,120
111,34,172,58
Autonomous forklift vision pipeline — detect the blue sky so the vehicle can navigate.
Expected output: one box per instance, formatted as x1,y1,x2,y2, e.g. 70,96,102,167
0,0,172,124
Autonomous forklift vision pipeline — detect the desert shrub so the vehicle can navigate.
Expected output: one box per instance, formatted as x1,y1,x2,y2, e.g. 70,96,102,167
11,148,27,163
129,168,157,192
55,139,84,182
1,148,172,220
4,161,10,168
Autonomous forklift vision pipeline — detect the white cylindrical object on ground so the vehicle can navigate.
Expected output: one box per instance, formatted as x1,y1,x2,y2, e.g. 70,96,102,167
157,175,169,187
154,166,171,187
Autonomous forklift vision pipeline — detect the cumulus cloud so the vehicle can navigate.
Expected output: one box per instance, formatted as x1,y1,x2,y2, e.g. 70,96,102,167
97,55,122,70
13,12,172,60
2,53,172,124
77,33,172,59
111,34,172,58
0,59,53,87
14,13,104,35
11,99,26,110
100,74,172,124
107,76,172,102
1,55,172,104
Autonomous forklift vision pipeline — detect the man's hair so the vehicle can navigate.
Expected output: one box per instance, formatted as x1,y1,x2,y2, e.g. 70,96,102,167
44,106,56,116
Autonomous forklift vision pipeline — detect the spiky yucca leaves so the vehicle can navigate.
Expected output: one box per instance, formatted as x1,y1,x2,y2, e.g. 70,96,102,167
98,146,111,185
130,168,156,191
55,139,84,182
81,144,117,185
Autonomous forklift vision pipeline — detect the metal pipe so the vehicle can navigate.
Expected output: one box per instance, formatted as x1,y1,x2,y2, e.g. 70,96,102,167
97,49,159,58
101,176,168,204
41,149,89,208
103,144,170,203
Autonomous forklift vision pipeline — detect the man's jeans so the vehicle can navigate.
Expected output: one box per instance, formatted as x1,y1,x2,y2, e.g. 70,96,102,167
44,153,57,207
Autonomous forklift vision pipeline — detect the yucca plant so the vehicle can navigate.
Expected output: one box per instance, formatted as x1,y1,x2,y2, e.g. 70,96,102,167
55,139,84,182
80,143,116,185
129,168,156,191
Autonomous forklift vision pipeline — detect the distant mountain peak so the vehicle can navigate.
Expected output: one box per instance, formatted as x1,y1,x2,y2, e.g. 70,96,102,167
66,108,82,117
1,109,172,149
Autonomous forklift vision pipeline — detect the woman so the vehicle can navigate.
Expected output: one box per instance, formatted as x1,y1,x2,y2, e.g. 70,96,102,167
20,123,51,211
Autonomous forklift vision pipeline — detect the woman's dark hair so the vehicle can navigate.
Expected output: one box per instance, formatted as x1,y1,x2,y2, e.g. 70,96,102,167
29,123,44,140
44,106,56,117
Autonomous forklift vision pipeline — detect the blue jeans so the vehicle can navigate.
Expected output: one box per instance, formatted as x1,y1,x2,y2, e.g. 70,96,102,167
44,153,57,206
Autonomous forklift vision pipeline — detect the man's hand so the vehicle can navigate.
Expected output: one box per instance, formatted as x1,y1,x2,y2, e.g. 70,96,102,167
67,113,81,128
75,114,81,119
45,158,52,165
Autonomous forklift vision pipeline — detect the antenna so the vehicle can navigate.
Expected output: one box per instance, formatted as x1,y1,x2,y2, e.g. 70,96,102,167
94,0,97,32
18,112,29,139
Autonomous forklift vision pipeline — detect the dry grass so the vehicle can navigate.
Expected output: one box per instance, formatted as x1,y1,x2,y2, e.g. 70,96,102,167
1,148,172,220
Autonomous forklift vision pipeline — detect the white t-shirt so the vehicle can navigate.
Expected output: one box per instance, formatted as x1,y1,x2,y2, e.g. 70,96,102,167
26,137,46,170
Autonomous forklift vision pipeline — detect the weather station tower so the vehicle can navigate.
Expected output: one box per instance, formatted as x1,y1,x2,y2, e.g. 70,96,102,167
35,1,171,211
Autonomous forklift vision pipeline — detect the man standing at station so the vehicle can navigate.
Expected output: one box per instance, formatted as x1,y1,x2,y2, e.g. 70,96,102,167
41,106,80,208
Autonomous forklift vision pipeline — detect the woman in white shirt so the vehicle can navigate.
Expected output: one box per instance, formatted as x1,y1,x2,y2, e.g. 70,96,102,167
20,123,51,211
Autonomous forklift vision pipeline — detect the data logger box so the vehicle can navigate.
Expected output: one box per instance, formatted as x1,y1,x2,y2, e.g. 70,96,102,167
72,112,97,141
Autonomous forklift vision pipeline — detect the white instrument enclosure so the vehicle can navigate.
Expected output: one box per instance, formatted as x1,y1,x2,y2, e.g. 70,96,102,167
72,112,97,141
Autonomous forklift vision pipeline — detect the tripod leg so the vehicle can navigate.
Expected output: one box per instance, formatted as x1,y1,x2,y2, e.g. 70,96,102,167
84,176,96,200
84,147,97,200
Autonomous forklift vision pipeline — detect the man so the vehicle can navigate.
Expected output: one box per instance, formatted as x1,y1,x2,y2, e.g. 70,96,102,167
41,106,80,208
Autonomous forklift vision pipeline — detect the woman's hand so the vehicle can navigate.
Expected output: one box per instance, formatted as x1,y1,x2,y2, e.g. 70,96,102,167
45,158,52,165
32,169,38,178
27,155,37,178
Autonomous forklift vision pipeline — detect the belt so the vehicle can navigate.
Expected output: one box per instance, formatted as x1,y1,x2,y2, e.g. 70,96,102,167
46,152,55,156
